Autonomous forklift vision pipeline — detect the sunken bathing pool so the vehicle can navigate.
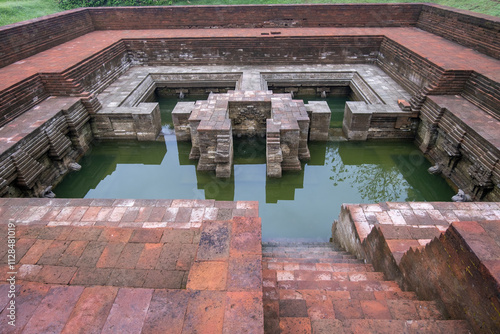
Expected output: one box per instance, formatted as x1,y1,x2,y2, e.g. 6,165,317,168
55,97,455,241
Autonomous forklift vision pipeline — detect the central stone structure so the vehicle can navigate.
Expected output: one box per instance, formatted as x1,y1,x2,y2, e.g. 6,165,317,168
172,90,330,178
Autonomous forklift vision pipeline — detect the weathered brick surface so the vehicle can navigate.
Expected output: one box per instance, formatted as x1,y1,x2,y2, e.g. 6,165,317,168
263,242,473,333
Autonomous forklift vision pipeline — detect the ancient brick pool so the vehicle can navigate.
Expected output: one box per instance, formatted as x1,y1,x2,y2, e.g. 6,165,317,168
55,97,455,241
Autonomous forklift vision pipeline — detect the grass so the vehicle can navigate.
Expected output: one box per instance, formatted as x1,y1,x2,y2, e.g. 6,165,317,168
0,0,498,27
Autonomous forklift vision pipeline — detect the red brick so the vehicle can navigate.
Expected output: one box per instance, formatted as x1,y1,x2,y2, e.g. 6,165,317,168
96,243,126,268
81,206,101,221
310,319,345,334
7,238,35,264
223,291,263,333
136,243,162,270
58,240,89,266
107,269,148,287
36,265,77,284
156,243,182,270
70,267,113,286
97,228,132,243
129,228,163,243
62,286,118,334
175,242,194,265
187,261,227,290
359,300,391,319
161,229,195,243
20,239,53,264
349,291,375,300
101,288,153,334
147,207,166,222
306,300,336,320
387,299,419,320
37,226,72,240
22,285,84,334
227,255,262,291
230,230,261,257
414,301,445,320
114,242,144,269
135,207,153,222
66,226,103,241
182,291,225,334
143,269,185,289
76,241,107,268
279,317,312,334
142,290,189,334
37,240,71,265
68,206,89,221
342,319,406,333
175,207,192,222
122,206,140,222
332,299,364,320
17,264,43,281
0,283,50,330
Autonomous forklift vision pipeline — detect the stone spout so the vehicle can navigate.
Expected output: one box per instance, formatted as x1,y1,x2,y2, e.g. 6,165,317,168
427,163,441,175
452,189,471,202
68,162,82,172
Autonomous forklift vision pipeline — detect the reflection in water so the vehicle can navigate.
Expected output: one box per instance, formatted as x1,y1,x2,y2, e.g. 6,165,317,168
55,97,455,241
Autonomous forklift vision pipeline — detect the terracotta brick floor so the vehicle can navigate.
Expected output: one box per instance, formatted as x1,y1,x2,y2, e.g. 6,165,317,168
1,27,499,92
0,199,263,333
262,242,472,333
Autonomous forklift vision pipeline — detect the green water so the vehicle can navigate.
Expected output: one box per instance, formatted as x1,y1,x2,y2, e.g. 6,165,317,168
55,97,455,241
300,95,348,128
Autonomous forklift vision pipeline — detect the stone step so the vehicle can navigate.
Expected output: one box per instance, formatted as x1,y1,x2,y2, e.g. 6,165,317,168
263,251,357,259
268,289,419,301
283,319,472,334
276,279,405,293
262,241,473,334
264,262,373,272
272,297,445,321
263,257,364,264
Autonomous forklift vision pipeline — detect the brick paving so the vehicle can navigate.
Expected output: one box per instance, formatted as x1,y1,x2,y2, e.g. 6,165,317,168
262,242,472,333
1,27,499,92
0,199,263,333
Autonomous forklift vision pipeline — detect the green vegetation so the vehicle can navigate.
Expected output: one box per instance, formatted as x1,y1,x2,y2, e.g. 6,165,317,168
0,0,499,27
0,0,60,26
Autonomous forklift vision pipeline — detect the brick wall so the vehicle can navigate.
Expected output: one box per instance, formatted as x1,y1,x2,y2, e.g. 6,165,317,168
377,37,445,95
90,4,421,30
0,75,49,127
125,36,383,66
462,73,500,120
41,42,131,96
399,222,500,334
0,9,94,68
417,4,500,60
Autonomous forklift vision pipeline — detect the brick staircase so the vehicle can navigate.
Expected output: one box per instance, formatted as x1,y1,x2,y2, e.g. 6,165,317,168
262,242,472,333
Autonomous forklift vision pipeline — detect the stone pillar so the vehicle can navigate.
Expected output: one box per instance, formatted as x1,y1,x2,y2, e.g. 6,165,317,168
215,120,233,178
266,119,282,178
342,102,372,140
133,103,162,141
306,101,331,141
280,123,301,172
172,101,195,141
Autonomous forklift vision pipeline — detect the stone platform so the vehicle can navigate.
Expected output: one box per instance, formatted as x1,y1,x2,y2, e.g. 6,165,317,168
173,90,318,178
